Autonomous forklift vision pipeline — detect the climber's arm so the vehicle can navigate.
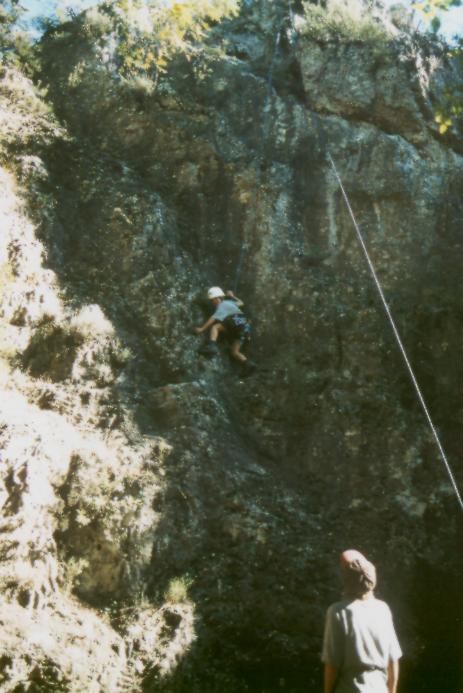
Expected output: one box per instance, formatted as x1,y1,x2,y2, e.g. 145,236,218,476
226,290,243,307
195,316,216,334
324,664,339,693
387,659,399,693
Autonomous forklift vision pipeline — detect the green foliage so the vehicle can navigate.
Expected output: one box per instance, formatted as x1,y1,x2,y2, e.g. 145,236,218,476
68,0,240,86
0,1,37,74
301,0,391,43
434,88,463,133
0,261,18,364
432,69,463,133
413,0,463,133
63,556,90,594
412,0,461,32
0,0,22,40
164,575,193,603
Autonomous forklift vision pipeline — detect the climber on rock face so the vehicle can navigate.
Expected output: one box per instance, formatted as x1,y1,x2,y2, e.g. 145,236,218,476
194,287,254,373
322,549,402,693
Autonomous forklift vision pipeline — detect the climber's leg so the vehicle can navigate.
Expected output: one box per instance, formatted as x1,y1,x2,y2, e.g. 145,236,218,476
230,339,247,363
210,323,225,342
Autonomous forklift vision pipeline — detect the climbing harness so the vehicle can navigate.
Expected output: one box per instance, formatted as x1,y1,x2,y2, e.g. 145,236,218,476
327,152,463,513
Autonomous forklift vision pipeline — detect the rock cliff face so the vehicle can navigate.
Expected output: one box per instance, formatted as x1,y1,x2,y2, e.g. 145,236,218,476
0,1,462,690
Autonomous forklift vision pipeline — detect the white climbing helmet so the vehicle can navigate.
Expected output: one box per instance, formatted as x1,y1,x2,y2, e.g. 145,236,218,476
207,286,225,300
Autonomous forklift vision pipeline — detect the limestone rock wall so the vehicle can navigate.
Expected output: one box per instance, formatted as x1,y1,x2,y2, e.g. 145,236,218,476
0,69,195,691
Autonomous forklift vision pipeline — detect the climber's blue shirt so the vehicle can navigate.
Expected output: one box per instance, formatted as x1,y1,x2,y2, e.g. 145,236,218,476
212,299,243,323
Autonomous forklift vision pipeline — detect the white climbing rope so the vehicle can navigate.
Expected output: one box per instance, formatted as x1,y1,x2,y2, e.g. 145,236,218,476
327,152,463,512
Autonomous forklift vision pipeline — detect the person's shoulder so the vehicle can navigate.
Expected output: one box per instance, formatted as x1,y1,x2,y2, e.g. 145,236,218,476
370,597,393,614
327,599,352,615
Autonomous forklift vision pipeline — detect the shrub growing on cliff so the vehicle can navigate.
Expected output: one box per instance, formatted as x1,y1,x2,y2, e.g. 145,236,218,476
58,0,241,89
164,576,193,604
301,0,392,43
413,0,463,134
0,0,22,56
0,0,36,74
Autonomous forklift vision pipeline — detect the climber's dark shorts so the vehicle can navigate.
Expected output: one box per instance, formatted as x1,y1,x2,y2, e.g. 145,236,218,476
222,314,251,347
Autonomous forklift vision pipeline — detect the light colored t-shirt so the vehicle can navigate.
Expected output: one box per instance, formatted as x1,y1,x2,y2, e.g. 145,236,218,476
322,597,402,693
212,299,243,323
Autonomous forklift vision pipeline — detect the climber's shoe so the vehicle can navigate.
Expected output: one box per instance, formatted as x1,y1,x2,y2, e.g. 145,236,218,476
198,340,219,357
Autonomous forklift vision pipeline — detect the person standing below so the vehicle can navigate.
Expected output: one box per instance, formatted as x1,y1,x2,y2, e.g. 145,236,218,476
195,287,254,373
322,549,402,693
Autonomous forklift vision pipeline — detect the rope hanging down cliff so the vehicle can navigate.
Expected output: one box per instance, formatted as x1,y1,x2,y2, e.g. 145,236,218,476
327,152,463,513
283,1,463,511
233,6,463,511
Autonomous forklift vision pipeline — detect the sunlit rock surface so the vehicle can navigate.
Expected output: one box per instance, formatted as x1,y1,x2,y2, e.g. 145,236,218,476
0,1,462,690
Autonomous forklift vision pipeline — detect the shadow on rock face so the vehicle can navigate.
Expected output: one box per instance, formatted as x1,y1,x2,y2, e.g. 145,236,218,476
21,322,85,381
399,554,463,693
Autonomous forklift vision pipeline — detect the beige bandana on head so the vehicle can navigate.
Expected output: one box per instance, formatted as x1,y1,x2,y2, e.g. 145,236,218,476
340,549,377,597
